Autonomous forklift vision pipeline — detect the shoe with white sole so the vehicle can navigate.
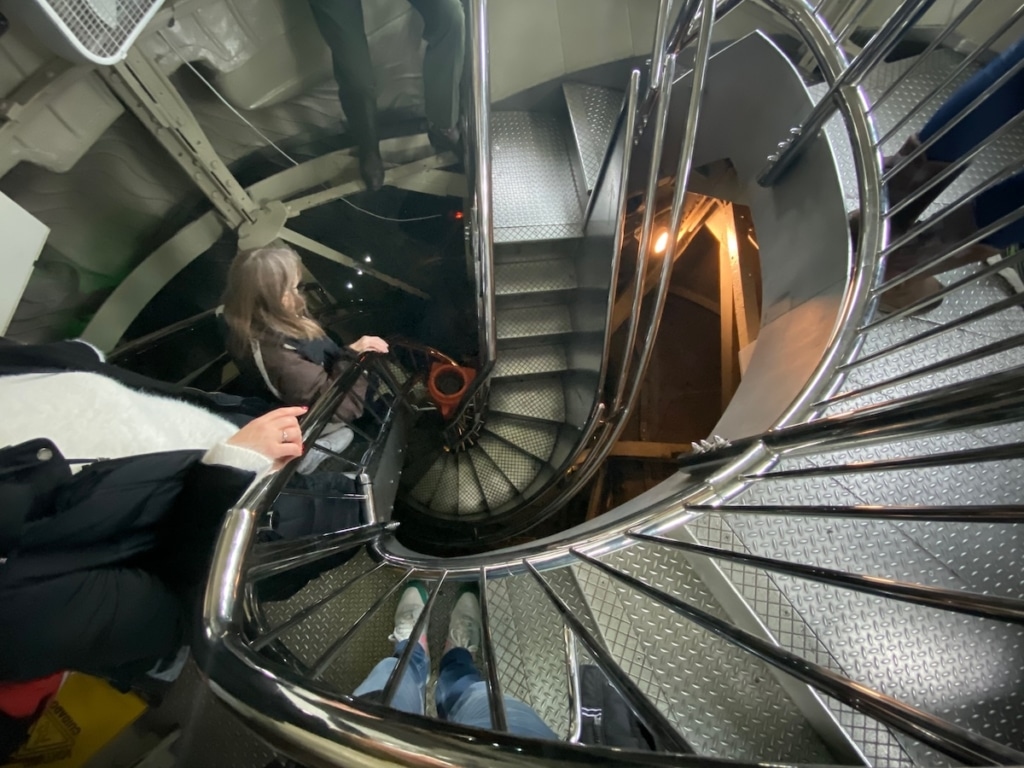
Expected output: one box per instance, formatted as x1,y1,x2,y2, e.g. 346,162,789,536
296,425,354,475
390,581,429,648
444,587,482,656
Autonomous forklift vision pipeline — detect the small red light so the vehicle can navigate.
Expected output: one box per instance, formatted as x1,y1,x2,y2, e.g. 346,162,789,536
453,210,464,220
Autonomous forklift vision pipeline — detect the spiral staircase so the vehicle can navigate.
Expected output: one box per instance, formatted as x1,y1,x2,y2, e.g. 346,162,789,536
4,0,1024,766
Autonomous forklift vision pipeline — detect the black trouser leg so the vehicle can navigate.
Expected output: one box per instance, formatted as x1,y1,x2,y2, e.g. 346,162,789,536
307,0,381,156
406,0,465,130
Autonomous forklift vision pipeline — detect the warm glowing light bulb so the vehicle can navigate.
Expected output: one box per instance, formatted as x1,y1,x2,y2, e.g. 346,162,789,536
653,229,670,254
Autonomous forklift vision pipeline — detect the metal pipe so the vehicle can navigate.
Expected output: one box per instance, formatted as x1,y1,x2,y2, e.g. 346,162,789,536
876,2,1024,147
595,71,641,405
613,54,677,411
882,61,1024,187
855,293,1024,362
758,0,937,186
870,0,986,111
574,551,1024,766
876,202,1024,293
107,308,216,362
248,522,400,581
631,533,1024,623
252,561,388,651
682,503,1024,523
833,0,875,44
754,441,1024,480
564,627,583,743
525,562,694,754
886,113,1024,222
383,574,447,705
864,249,1024,326
648,0,676,96
468,0,496,368
823,331,1024,407
478,568,509,732
310,571,413,679
618,2,714,421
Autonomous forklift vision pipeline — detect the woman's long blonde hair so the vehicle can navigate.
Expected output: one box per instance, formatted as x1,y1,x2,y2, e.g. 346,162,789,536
222,245,324,357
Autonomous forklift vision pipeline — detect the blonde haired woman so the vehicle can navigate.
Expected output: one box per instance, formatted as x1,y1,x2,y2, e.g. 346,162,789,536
221,244,389,472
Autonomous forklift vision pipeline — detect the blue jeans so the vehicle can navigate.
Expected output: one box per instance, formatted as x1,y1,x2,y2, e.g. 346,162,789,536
354,642,557,739
919,37,1024,247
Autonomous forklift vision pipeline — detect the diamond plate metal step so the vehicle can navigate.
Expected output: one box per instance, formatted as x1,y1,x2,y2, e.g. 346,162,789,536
467,444,521,510
492,111,585,243
490,376,566,423
496,303,573,341
456,451,487,515
485,413,558,463
477,432,544,493
573,544,837,763
492,342,569,379
409,450,450,506
562,82,623,192
494,254,578,295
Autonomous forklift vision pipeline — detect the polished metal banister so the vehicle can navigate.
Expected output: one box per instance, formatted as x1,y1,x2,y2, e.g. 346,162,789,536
468,0,496,370
758,0,938,186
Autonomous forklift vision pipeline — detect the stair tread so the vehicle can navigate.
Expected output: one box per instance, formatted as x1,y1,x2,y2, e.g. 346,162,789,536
485,414,558,462
497,305,572,340
477,433,543,492
456,454,487,515
491,111,584,243
467,446,520,510
563,82,623,192
492,344,568,378
490,376,566,423
495,257,577,295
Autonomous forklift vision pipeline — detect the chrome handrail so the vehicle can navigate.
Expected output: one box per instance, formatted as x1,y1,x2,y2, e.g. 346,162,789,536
467,0,496,370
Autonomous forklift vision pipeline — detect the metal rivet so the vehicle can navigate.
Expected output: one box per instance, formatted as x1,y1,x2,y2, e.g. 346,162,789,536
37,448,53,461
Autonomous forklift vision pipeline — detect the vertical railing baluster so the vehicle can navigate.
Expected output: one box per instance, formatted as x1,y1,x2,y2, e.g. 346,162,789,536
525,562,693,754
564,627,583,743
312,570,413,679
478,567,508,731
382,573,448,706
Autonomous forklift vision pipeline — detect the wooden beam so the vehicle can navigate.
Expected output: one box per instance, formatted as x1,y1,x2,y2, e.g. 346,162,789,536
608,441,694,460
610,197,719,333
708,205,760,349
667,284,719,314
716,208,739,408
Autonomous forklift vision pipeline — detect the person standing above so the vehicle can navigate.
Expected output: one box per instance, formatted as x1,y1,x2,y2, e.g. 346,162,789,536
307,0,465,191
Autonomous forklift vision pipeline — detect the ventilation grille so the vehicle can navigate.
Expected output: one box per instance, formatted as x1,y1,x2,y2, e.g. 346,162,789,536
19,0,165,65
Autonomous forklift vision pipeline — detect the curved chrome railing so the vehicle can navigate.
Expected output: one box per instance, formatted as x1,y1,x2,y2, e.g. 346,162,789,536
200,0,1024,764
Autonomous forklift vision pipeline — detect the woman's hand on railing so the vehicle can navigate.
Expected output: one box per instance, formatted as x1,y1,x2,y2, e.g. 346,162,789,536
227,406,309,470
348,336,390,354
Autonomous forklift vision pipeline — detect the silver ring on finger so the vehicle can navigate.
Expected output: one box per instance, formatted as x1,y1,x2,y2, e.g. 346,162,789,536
281,429,289,443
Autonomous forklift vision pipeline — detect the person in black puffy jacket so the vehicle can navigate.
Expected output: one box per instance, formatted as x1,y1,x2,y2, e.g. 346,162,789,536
0,338,357,692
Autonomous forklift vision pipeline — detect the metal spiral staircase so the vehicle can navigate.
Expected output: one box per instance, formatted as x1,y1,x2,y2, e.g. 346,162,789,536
66,0,1024,765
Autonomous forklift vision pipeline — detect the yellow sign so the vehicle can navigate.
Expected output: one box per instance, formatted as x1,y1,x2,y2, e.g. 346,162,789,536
5,674,146,768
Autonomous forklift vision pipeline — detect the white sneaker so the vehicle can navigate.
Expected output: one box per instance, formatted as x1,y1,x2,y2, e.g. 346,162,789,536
389,581,429,646
445,588,482,655
296,426,354,475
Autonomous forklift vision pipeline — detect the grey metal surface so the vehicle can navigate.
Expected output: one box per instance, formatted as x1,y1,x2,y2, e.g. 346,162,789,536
409,450,447,504
456,451,487,514
487,573,572,735
492,342,569,378
562,83,623,193
497,303,574,340
492,111,585,243
494,254,578,295
486,414,558,462
573,543,837,762
476,432,543,494
467,445,520,510
684,512,917,768
262,550,404,696
490,376,567,422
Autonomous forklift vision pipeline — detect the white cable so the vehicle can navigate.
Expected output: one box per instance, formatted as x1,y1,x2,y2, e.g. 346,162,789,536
157,29,445,224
